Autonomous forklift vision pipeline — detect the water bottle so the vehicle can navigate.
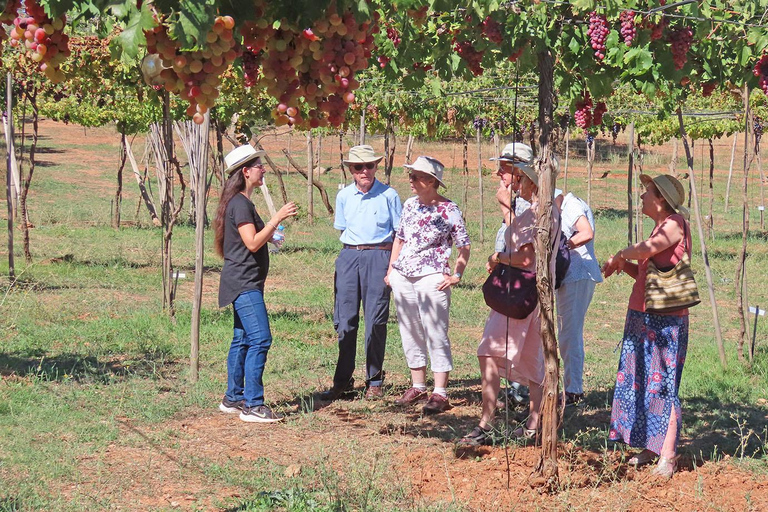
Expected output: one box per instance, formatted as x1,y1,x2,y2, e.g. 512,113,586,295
269,225,285,253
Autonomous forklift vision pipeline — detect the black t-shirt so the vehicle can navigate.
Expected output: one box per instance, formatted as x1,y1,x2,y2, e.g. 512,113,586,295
218,193,269,307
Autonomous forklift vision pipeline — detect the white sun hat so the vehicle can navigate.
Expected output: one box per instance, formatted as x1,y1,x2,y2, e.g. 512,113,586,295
225,145,266,175
403,156,446,188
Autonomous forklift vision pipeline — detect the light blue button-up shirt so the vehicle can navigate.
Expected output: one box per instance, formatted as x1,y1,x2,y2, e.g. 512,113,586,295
334,179,402,245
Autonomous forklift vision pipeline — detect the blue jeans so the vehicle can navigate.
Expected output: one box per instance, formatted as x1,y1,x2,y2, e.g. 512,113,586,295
225,289,273,407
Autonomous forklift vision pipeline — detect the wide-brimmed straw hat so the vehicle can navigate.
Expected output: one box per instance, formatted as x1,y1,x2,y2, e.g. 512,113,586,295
403,156,446,188
343,145,383,166
225,145,265,175
640,173,689,219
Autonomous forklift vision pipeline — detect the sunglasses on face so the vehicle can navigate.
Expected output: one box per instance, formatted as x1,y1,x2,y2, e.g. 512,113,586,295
408,173,430,182
352,162,377,171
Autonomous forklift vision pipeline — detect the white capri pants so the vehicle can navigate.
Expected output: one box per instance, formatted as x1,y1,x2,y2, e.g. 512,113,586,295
389,269,454,373
556,278,597,394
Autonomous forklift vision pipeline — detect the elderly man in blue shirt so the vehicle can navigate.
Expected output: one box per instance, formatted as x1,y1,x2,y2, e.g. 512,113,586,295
321,145,403,401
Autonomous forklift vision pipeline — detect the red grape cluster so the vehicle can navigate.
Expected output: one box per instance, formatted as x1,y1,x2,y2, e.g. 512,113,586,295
386,26,401,47
0,0,20,52
620,10,636,46
753,54,768,96
144,15,239,124
376,55,390,68
507,46,524,63
454,40,484,76
574,92,607,131
242,8,377,128
587,11,609,61
8,0,70,82
702,81,718,97
669,26,693,70
481,16,503,45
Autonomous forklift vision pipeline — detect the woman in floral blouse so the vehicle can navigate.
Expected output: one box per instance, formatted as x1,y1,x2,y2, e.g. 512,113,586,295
385,156,470,414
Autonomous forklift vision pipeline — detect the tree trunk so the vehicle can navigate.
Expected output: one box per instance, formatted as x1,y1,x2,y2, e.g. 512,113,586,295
385,118,396,184
586,136,594,207
735,86,753,361
5,73,15,280
282,148,334,215
476,126,484,244
677,109,726,369
19,86,38,264
532,48,559,491
112,132,127,229
359,111,366,145
668,138,678,176
405,134,414,164
636,133,644,242
126,137,161,227
563,127,569,194
339,132,347,183
725,133,738,213
627,122,635,246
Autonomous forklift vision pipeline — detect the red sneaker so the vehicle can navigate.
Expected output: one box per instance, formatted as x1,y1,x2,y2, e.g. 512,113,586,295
422,393,451,414
394,387,428,405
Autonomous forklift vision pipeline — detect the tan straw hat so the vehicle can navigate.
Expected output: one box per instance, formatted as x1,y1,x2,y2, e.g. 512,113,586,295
640,174,689,219
403,156,446,188
491,142,534,168
343,145,383,166
225,145,265,175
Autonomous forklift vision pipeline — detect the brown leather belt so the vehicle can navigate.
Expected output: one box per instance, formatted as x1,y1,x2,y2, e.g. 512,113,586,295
343,243,393,251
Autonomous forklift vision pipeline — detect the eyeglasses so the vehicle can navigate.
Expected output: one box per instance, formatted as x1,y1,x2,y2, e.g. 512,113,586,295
352,162,377,171
247,161,265,170
408,173,430,182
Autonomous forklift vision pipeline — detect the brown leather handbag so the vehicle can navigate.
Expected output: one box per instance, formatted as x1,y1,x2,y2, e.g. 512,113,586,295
644,224,701,314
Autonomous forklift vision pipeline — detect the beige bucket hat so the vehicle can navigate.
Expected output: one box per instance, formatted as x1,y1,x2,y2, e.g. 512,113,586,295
640,173,689,219
403,156,446,188
343,145,383,166
491,142,535,171
225,145,265,175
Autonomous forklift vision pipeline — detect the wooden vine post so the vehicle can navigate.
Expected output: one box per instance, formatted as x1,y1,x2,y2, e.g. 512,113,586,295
112,132,127,229
476,125,484,244
190,112,211,383
19,85,39,264
676,108,726,368
707,138,714,239
5,73,15,280
725,133,738,213
586,136,594,207
307,130,314,224
626,122,635,246
562,126,569,193
735,86,753,360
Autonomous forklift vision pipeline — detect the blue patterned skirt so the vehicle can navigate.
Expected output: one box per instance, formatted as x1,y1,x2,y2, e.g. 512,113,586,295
609,309,688,454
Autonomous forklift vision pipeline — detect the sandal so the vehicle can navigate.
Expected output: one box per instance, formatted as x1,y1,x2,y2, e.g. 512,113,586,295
458,425,492,447
651,455,679,479
628,450,657,467
511,425,536,440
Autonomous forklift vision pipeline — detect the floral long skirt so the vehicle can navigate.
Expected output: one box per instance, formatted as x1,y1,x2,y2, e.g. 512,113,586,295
609,309,689,454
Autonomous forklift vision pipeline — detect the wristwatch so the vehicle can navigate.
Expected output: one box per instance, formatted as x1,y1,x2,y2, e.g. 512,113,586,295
453,272,462,280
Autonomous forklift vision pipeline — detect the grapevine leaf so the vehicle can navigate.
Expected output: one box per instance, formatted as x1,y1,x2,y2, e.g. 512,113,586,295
117,2,155,61
171,0,217,49
429,78,442,97
569,0,594,14
738,45,752,67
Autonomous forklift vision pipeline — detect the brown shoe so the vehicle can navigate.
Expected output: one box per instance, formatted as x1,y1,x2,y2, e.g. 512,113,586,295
422,393,451,414
365,384,383,399
394,387,428,405
319,379,355,401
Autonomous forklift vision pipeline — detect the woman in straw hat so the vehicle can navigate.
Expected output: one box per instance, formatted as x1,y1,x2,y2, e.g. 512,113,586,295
460,157,553,446
602,173,692,478
213,145,298,423
384,156,470,414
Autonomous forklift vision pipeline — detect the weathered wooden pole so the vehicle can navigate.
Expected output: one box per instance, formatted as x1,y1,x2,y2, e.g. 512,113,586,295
190,112,211,383
5,73,14,280
736,86,754,360
476,126,484,244
626,122,635,246
724,133,738,213
563,127,570,194
307,131,314,225
677,108,726,369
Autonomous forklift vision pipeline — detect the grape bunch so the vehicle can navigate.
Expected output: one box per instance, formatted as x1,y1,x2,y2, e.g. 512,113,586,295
386,26,401,47
0,0,20,52
454,40,484,76
8,0,70,82
481,16,503,45
377,55,390,68
701,81,717,97
446,106,457,125
586,132,596,148
593,101,607,126
587,11,609,61
246,8,376,128
144,15,239,124
574,94,593,130
754,117,763,145
619,10,636,46
507,46,524,63
611,122,622,143
473,117,489,130
669,26,693,70
752,54,768,96
559,113,570,130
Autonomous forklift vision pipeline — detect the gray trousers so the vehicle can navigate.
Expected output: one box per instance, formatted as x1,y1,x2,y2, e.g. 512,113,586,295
333,247,391,386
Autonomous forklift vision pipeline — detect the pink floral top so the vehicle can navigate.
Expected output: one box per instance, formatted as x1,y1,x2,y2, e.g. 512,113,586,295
392,197,470,277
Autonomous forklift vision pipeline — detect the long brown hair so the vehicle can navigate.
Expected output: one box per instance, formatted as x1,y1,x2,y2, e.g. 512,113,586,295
214,168,246,257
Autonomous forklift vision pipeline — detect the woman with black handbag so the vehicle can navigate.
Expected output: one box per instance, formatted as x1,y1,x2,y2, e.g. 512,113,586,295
460,145,547,446
602,173,697,478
